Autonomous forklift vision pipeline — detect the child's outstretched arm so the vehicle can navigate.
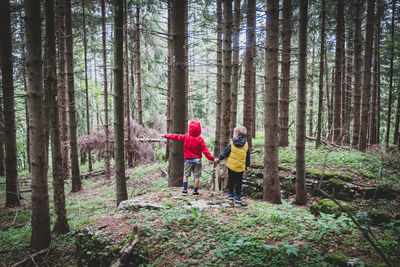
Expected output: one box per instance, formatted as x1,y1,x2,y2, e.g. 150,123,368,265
200,139,214,161
163,133,186,142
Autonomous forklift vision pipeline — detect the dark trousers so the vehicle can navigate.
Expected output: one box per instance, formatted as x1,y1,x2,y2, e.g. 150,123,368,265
228,168,243,196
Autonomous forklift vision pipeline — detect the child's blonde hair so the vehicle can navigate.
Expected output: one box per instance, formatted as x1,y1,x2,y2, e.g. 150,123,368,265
234,126,247,138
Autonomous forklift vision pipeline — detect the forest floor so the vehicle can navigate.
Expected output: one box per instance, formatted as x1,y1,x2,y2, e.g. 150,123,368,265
1,140,400,266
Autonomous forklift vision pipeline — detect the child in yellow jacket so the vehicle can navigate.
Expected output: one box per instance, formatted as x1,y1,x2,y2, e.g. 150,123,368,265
214,126,250,203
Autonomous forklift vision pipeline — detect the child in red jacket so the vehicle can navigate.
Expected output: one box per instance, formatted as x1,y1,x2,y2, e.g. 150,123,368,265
163,120,214,196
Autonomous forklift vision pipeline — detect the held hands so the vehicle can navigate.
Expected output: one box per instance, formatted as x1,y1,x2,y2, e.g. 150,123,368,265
214,158,220,164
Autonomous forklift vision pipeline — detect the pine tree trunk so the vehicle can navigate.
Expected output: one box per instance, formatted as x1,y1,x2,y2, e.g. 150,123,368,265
316,0,326,148
358,0,375,151
25,0,51,249
56,0,69,180
136,6,143,126
243,0,255,148
0,0,20,207
214,0,223,156
124,0,132,167
352,0,362,147
184,3,189,132
391,0,399,145
230,0,240,133
114,0,128,205
328,69,334,140
220,0,233,158
166,0,172,160
308,41,315,137
333,0,344,144
101,0,110,180
279,0,291,147
0,97,4,176
168,0,186,187
263,0,281,204
296,0,308,205
344,2,354,145
65,0,82,191
45,0,69,234
82,0,92,172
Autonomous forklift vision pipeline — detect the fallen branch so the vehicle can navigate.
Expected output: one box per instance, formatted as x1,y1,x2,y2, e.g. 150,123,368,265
111,227,141,267
11,246,51,267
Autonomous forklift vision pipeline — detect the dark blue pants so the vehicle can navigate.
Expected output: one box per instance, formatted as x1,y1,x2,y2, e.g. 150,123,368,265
228,168,243,196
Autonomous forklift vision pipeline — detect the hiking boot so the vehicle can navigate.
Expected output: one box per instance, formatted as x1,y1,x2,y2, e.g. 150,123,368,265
182,190,188,196
228,192,234,200
234,195,243,203
192,191,199,196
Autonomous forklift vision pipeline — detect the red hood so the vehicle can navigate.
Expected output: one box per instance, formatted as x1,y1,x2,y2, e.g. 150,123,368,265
189,120,201,137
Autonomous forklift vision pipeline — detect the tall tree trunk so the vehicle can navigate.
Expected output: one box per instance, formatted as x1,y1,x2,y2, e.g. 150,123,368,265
56,0,69,180
230,0,240,133
352,0,362,147
0,0,20,207
101,0,110,180
25,0,51,249
184,3,189,131
316,0,326,148
344,2,354,145
114,0,128,205
0,96,4,176
243,0,255,148
166,0,172,160
359,0,375,151
124,0,132,167
328,69,334,140
220,0,233,157
214,0,223,156
391,0,399,144
370,0,382,145
65,0,82,191
168,0,186,187
45,0,69,234
136,6,143,126
340,22,346,143
333,0,344,144
263,0,281,204
82,0,92,172
279,0,292,147
296,0,308,205
308,41,315,137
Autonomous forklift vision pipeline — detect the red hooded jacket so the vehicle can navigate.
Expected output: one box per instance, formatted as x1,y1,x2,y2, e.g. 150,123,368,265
165,120,214,161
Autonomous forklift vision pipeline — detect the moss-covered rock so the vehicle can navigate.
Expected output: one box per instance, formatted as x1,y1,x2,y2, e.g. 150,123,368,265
324,252,348,267
326,179,358,201
278,165,292,172
249,191,263,200
249,162,263,169
306,169,354,182
363,185,398,200
368,209,392,225
310,198,358,218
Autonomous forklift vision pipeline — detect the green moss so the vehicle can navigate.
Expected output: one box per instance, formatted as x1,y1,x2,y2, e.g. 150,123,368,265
310,198,358,218
368,209,391,224
249,192,263,200
325,252,348,266
278,165,292,172
249,162,263,169
363,185,397,200
306,169,353,182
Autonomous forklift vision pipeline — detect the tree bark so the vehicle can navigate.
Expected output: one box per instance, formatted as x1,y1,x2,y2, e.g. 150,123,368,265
296,0,308,205
184,3,189,132
308,41,315,137
136,6,143,126
358,0,375,151
352,0,362,147
0,0,20,207
263,0,281,204
168,0,186,187
230,0,240,133
279,0,292,147
102,0,111,180
56,0,69,180
45,0,69,234
124,0,132,167
333,0,344,144
65,0,82,191
25,0,51,249
316,0,326,148
391,0,399,145
243,0,255,148
0,96,4,176
214,0,223,156
166,0,172,160
114,0,128,205
344,2,354,145
82,0,92,172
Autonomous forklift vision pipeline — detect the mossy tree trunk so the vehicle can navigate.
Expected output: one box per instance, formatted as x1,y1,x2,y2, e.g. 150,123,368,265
0,0,20,207
296,0,308,205
214,0,223,157
45,0,69,234
25,0,51,249
263,0,281,204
